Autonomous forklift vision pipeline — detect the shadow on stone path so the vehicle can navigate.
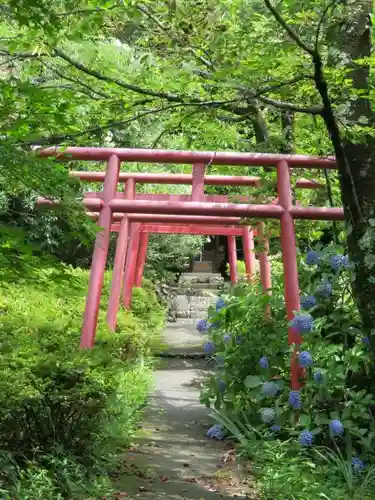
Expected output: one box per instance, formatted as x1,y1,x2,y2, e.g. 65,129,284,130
114,319,257,499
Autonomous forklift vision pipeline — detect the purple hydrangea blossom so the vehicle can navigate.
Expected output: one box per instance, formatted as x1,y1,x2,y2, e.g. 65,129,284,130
206,424,225,440
341,255,351,268
223,333,231,344
329,419,344,437
306,250,321,266
196,319,208,333
216,298,226,312
218,380,226,393
263,382,279,397
299,430,314,447
352,457,365,473
261,408,275,423
288,390,301,409
235,335,244,345
298,351,313,368
291,314,314,334
270,425,281,432
330,254,344,272
313,371,324,383
203,341,215,355
259,356,269,369
318,281,332,298
300,295,317,310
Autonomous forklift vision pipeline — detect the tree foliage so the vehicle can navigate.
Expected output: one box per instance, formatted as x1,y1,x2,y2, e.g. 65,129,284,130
1,1,375,329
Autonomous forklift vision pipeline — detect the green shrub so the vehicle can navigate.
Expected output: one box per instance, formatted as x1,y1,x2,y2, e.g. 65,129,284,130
0,259,165,496
200,245,375,496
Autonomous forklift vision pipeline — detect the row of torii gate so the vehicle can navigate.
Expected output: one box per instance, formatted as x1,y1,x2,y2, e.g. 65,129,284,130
38,147,343,390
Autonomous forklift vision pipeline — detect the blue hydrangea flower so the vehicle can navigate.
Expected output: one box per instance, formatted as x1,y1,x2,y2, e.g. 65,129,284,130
313,371,324,383
196,319,208,333
206,424,225,440
352,457,365,473
342,255,350,268
329,419,344,437
318,281,332,298
289,390,301,409
223,333,231,344
270,424,281,432
216,355,225,366
259,356,269,369
306,250,321,266
299,430,314,447
362,336,370,346
300,295,317,310
330,254,344,272
298,351,313,368
261,408,275,423
263,382,279,397
235,335,244,345
216,298,226,312
218,380,226,393
203,341,215,355
291,314,314,334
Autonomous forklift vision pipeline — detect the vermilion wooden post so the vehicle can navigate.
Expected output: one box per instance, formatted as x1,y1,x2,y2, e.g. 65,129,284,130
242,226,256,282
123,223,141,309
227,235,238,284
258,222,272,293
106,178,135,331
80,154,120,348
192,163,205,201
134,231,149,287
277,160,301,391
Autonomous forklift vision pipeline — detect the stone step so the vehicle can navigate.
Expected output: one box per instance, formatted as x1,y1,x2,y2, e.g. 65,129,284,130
175,283,221,291
179,272,224,285
174,292,217,319
192,261,213,273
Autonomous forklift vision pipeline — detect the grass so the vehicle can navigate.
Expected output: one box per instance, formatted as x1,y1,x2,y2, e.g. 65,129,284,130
0,260,166,498
210,409,375,500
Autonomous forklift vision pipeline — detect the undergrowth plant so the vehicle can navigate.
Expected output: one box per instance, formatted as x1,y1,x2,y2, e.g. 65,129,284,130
0,229,165,497
199,244,375,498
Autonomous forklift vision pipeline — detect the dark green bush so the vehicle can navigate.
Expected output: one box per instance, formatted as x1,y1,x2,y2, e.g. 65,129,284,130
0,259,165,497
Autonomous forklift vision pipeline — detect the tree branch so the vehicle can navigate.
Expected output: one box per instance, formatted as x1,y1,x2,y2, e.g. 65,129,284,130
53,48,251,116
315,0,339,52
250,75,314,98
0,48,48,59
263,0,362,223
38,61,110,99
21,102,218,145
56,3,121,17
137,4,165,31
263,0,315,56
150,110,199,148
53,48,197,102
258,95,323,114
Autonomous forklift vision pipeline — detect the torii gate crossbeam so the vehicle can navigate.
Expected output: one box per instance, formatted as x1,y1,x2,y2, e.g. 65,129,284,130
37,147,341,391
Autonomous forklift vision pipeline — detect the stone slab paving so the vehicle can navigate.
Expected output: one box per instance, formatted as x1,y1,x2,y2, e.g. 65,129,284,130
114,319,257,499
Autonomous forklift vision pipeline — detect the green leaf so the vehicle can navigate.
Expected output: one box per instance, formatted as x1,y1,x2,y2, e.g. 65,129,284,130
244,375,263,389
299,413,311,427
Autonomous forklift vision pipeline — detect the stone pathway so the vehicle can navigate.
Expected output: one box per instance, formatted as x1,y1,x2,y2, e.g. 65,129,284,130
113,319,256,499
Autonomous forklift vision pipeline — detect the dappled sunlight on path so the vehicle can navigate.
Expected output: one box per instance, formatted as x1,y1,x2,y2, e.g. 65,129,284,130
113,319,257,499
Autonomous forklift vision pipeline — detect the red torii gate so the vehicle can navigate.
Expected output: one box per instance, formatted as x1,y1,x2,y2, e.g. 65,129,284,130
87,210,263,306
37,147,341,390
82,182,266,327
79,172,319,330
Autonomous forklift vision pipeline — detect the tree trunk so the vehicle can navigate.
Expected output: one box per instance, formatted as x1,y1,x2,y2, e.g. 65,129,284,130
327,1,375,332
280,111,294,154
